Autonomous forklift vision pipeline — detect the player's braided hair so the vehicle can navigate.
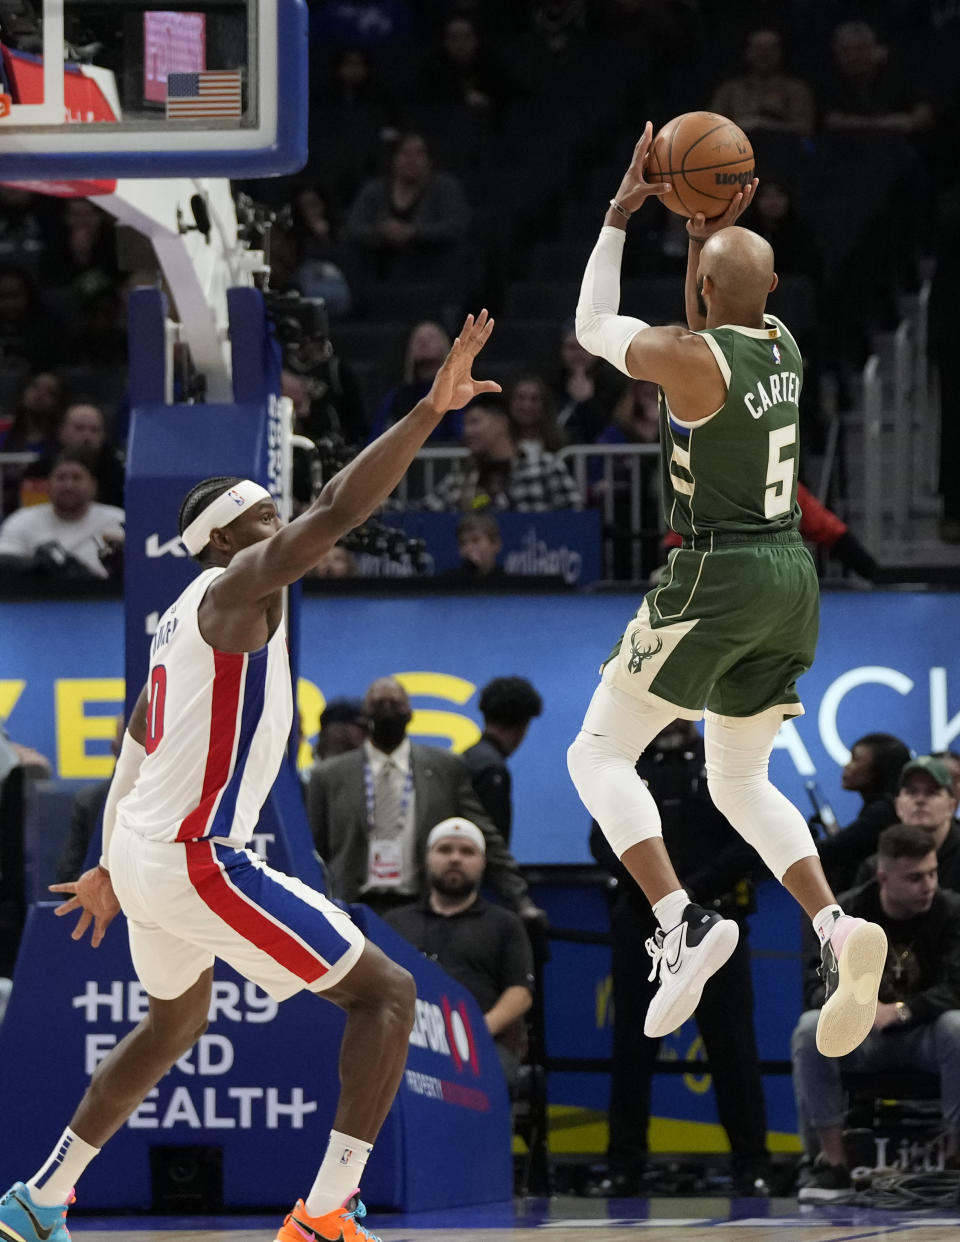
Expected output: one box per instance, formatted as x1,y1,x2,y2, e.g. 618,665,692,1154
178,476,244,538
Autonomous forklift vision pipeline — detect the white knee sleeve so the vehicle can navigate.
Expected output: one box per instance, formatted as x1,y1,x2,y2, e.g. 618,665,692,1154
704,709,818,881
567,731,662,856
567,680,676,857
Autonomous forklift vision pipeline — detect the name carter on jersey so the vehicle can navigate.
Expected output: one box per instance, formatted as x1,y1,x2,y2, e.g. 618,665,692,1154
743,369,800,420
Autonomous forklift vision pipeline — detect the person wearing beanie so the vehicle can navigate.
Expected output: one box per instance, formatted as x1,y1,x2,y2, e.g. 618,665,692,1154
386,817,535,1091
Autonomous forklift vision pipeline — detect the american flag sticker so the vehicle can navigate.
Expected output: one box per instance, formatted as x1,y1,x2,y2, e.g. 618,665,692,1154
166,69,242,119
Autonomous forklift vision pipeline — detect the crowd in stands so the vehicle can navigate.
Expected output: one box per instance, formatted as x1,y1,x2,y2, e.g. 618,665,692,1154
2,0,960,584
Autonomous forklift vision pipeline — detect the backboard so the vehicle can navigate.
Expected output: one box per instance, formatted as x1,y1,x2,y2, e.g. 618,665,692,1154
0,0,307,183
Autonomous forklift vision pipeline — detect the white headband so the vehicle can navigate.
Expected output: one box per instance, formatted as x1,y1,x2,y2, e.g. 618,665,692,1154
181,480,272,555
426,818,486,854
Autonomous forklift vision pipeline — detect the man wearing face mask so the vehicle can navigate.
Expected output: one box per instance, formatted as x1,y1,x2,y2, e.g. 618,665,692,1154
307,676,536,919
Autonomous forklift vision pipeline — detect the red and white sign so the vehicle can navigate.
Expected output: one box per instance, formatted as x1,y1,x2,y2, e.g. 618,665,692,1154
0,46,118,195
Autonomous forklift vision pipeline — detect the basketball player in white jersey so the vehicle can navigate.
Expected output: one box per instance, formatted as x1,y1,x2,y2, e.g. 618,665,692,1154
0,312,499,1242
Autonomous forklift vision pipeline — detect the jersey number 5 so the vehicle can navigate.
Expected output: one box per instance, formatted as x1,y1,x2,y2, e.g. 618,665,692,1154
765,425,797,518
146,665,167,754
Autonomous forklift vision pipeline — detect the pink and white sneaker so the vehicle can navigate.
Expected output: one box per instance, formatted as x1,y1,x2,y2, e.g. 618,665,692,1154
815,915,888,1057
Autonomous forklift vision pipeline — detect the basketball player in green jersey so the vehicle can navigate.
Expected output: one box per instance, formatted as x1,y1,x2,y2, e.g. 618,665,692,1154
567,123,887,1059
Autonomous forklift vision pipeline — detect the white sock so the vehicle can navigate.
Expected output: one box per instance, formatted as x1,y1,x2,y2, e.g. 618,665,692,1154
813,903,844,945
652,888,689,932
304,1130,372,1218
27,1128,100,1206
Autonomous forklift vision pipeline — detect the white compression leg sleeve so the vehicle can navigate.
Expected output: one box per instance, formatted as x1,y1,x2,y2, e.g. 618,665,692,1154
704,708,819,881
567,680,678,857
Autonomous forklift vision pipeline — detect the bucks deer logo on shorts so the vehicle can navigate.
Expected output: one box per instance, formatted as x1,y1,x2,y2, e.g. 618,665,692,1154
628,631,663,673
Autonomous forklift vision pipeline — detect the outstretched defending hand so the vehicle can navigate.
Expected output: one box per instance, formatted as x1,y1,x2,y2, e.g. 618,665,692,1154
50,866,121,948
426,309,501,415
611,122,673,215
686,176,759,242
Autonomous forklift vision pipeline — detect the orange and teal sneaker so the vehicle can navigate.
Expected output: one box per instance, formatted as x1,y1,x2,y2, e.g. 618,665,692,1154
0,1183,74,1242
275,1193,382,1242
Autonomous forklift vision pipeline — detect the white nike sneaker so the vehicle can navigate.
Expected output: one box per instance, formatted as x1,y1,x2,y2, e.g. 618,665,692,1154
644,904,740,1038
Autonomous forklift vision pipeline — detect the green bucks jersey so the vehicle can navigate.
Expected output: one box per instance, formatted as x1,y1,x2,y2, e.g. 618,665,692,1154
660,315,803,537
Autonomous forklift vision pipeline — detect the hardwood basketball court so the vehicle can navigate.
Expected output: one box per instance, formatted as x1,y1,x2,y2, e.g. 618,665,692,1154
69,1195,960,1242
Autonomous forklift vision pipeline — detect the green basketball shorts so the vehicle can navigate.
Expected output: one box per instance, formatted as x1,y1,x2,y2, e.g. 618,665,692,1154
601,531,819,719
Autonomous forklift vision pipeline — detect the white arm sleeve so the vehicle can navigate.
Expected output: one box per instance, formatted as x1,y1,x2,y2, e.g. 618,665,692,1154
575,225,651,377
99,732,146,870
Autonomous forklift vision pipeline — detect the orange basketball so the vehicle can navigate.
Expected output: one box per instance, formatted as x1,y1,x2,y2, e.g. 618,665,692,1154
647,111,755,219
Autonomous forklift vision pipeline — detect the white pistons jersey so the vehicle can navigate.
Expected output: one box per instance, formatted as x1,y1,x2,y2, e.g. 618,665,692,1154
117,567,294,847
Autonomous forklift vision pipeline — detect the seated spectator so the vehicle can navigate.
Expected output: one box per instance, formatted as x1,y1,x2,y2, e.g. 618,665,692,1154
423,394,582,512
56,715,123,881
0,726,53,993
19,401,125,510
529,0,588,59
710,27,815,135
386,817,535,1091
461,676,543,847
311,47,401,144
344,132,471,281
311,545,359,578
590,378,661,578
66,278,127,366
815,733,911,892
742,180,821,279
368,321,462,444
0,268,56,373
792,822,960,1201
0,451,124,579
895,757,960,889
415,15,518,126
932,750,960,803
40,200,120,297
507,374,563,452
0,372,64,514
306,675,536,918
595,377,659,448
854,757,960,890
0,725,52,781
0,187,50,268
552,321,625,445
313,698,369,762
280,344,369,448
288,184,354,318
820,20,933,136
436,512,508,584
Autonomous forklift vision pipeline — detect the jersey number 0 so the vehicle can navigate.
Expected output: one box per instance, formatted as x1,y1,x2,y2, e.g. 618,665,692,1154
145,665,167,754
